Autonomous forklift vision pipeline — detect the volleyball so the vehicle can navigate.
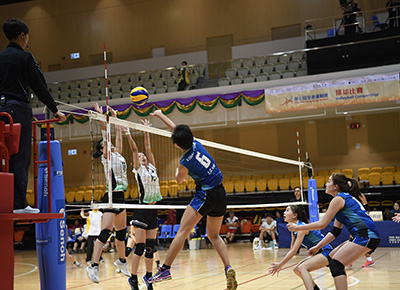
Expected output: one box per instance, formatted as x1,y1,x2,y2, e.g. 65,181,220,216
130,86,149,106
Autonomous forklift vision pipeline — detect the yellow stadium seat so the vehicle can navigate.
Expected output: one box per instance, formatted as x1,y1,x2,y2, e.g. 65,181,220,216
284,172,295,178
318,170,329,176
159,181,168,187
65,192,75,203
341,169,353,178
169,180,178,186
330,169,341,175
368,200,380,207
273,173,284,179
160,185,168,197
381,172,394,185
394,172,400,185
94,190,102,201
231,175,241,180
370,167,382,174
242,175,252,180
245,179,256,192
315,176,325,188
396,166,400,172
252,175,262,180
358,168,370,180
289,177,300,189
383,166,395,173
234,180,245,193
224,181,235,193
169,185,178,197
278,178,290,190
263,173,273,180
124,190,130,199
381,200,394,207
256,179,267,191
177,180,187,191
75,190,84,202
187,179,196,190
84,190,92,202
131,186,139,199
268,179,278,191
78,186,87,192
368,172,381,186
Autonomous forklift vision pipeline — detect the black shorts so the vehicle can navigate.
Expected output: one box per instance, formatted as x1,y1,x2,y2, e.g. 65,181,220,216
101,191,125,214
189,184,226,217
131,207,158,230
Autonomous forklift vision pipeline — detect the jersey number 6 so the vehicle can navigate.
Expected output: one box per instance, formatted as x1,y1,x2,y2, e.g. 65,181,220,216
195,152,211,169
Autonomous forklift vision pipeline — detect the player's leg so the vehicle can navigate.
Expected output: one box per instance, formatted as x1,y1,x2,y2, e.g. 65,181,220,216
114,209,130,276
87,212,114,283
129,227,146,290
294,254,329,290
362,251,374,268
329,242,370,290
142,228,157,289
126,226,136,257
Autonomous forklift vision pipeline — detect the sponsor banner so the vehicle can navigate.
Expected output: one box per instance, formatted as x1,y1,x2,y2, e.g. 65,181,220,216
265,73,400,113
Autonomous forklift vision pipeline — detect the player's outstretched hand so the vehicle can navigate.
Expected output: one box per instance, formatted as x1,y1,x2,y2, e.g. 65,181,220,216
268,262,282,276
54,111,66,122
150,109,163,118
93,102,103,114
141,119,152,127
107,105,117,117
286,222,298,232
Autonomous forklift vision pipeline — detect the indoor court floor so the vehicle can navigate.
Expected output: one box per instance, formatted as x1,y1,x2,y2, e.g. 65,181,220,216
14,243,400,289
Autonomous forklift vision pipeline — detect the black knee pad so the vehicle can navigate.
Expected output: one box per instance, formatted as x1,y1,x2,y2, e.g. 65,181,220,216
98,229,112,244
329,259,346,277
145,239,156,259
134,243,145,257
115,229,126,241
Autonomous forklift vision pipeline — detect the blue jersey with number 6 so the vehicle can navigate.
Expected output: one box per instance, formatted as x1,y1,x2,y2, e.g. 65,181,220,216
180,140,223,190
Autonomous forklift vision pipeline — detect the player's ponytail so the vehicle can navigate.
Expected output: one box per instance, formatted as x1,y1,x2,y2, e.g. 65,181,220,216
289,205,307,223
331,173,362,202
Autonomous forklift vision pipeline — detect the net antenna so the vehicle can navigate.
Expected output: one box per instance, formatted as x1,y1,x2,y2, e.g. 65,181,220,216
104,43,113,207
89,112,307,210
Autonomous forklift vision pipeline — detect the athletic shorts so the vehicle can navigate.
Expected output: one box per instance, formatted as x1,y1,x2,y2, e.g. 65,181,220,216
189,184,226,217
131,207,158,230
318,248,333,259
101,191,125,215
227,228,237,234
352,236,380,252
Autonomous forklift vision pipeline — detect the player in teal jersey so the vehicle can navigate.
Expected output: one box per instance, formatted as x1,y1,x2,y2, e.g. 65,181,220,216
269,205,333,290
287,173,380,290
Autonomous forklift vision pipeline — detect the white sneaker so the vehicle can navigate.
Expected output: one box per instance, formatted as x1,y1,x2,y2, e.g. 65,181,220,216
74,261,82,268
114,259,130,277
13,206,40,214
274,243,278,249
86,264,99,283
254,244,262,250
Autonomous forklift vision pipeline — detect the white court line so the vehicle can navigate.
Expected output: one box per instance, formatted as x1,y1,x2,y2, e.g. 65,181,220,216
327,276,360,289
14,263,38,278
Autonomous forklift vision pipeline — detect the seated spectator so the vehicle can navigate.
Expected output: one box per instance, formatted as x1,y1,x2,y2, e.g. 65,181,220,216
390,202,400,214
383,208,394,221
255,213,278,249
290,186,309,220
70,224,87,254
164,209,177,225
320,206,328,213
225,211,239,244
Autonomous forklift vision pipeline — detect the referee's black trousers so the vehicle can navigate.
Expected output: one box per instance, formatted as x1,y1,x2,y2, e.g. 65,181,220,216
0,99,32,210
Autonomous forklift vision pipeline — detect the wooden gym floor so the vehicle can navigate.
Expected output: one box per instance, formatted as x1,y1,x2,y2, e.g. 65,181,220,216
14,243,400,289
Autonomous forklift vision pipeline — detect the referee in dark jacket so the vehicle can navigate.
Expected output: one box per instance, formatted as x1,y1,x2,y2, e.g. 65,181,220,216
0,18,66,214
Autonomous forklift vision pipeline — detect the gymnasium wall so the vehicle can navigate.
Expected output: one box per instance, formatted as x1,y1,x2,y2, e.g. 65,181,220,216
0,0,386,73
28,111,400,188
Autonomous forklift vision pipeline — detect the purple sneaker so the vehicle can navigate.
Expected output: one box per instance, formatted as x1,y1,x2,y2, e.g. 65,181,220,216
148,268,172,284
225,266,238,290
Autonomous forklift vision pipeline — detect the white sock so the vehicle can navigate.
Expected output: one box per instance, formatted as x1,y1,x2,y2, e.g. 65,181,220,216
367,257,373,262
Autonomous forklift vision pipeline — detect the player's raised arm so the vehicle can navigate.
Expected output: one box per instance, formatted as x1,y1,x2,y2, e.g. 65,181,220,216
150,109,176,131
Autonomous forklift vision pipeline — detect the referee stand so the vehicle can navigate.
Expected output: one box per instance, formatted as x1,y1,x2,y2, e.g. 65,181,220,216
0,114,63,289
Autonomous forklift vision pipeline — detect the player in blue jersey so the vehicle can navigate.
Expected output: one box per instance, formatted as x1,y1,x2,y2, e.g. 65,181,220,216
268,205,333,290
147,110,237,290
287,173,380,290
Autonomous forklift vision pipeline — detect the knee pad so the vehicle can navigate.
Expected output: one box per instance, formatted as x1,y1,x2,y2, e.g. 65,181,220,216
98,229,112,244
145,239,156,259
134,243,145,257
329,259,346,278
115,229,126,241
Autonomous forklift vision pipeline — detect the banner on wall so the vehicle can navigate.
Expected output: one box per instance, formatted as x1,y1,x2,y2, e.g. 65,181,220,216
264,73,400,113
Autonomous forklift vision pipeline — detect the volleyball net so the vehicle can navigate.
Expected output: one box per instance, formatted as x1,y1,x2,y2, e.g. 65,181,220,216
86,110,311,211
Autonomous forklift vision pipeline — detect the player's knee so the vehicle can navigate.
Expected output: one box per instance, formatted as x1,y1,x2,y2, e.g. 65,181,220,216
115,229,126,242
293,264,300,275
144,239,156,259
329,259,346,278
134,243,145,257
97,229,112,244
